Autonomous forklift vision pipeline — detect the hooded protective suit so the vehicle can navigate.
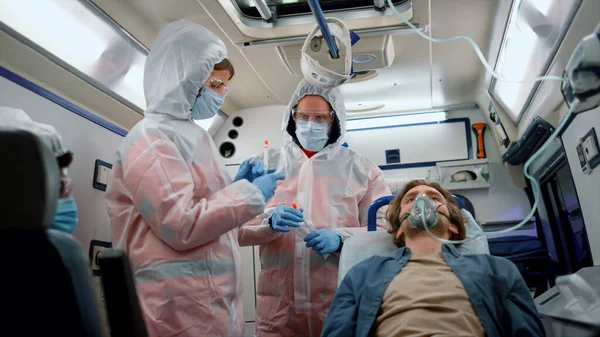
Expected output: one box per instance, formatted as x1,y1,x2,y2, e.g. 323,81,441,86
238,80,391,337
0,107,78,233
105,21,266,337
0,107,70,158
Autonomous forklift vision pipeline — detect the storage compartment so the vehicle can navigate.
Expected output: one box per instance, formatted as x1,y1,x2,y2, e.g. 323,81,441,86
437,159,490,190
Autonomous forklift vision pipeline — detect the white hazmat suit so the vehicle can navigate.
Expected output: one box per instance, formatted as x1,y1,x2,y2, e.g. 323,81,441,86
105,21,267,337
239,80,392,337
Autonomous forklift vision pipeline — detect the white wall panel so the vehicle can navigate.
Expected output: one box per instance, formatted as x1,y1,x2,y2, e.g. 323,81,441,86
214,105,287,166
561,106,600,265
378,108,532,225
345,119,470,166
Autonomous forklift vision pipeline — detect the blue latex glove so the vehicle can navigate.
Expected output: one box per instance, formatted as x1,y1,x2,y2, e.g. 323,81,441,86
252,172,285,200
234,158,275,183
304,229,341,255
270,205,303,232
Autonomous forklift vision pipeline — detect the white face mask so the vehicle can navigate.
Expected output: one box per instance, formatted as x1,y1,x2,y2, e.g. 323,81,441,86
295,120,330,151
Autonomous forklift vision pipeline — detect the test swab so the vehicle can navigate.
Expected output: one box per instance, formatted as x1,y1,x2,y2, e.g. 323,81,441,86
263,140,269,175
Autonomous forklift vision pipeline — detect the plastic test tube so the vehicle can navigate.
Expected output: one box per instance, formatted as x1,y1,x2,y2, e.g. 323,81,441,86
263,140,269,175
291,203,307,238
293,203,330,260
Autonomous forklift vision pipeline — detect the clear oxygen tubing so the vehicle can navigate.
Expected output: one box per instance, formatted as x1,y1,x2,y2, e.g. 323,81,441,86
385,0,567,83
419,99,579,244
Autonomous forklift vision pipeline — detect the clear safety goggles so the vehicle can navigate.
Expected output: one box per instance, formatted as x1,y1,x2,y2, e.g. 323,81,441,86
204,76,230,96
292,107,334,124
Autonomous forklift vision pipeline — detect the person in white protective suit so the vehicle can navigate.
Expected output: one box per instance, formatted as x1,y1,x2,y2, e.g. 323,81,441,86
238,80,393,337
0,107,79,234
105,20,284,337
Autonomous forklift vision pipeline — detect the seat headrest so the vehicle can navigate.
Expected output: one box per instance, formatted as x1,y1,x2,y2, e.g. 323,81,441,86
384,178,413,194
452,195,466,209
452,194,475,217
0,130,60,230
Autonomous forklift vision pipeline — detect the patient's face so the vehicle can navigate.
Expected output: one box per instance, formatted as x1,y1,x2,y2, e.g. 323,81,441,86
397,185,458,241
400,185,449,218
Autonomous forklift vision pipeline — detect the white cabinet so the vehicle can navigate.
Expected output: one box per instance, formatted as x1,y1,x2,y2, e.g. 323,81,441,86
240,245,257,321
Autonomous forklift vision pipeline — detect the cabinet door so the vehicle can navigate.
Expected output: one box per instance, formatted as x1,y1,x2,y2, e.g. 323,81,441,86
240,245,257,322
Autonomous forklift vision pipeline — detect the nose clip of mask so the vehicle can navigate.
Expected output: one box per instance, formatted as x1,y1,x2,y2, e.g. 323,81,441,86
407,193,439,230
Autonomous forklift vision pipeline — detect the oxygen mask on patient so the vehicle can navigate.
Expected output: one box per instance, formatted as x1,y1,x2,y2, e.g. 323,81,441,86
402,193,450,231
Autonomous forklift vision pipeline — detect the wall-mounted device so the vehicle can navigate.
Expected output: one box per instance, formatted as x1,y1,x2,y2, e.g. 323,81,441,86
385,149,400,164
576,143,589,174
89,239,112,276
577,127,600,174
472,122,487,159
486,99,512,152
93,159,112,191
488,102,510,148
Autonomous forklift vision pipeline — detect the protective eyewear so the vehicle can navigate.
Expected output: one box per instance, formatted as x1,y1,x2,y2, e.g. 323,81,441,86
205,76,230,96
292,108,334,124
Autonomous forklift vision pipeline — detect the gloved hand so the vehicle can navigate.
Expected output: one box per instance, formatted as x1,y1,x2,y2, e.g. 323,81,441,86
304,230,341,255
270,205,303,232
252,172,285,201
234,158,275,183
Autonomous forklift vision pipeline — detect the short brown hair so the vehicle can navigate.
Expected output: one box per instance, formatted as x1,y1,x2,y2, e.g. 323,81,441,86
214,58,235,80
386,180,466,247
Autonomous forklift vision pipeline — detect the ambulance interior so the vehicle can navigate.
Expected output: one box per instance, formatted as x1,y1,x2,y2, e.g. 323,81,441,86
0,0,599,336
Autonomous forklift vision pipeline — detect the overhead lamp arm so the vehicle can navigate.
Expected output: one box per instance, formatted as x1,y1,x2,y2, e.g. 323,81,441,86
253,0,275,23
374,0,386,11
306,0,340,59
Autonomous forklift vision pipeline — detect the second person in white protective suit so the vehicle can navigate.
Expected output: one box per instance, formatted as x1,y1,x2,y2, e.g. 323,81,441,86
238,80,392,337
105,20,283,337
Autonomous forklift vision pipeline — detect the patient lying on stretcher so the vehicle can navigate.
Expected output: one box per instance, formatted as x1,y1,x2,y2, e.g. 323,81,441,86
321,180,545,337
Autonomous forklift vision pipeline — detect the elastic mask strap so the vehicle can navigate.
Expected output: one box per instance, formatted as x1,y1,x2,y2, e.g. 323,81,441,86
399,213,410,224
435,204,451,221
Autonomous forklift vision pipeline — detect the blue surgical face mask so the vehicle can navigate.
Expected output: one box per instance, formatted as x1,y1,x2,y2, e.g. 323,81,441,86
295,120,330,152
191,87,224,120
52,196,79,234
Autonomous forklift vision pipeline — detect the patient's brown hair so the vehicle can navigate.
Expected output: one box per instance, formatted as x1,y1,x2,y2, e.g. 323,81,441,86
386,180,466,247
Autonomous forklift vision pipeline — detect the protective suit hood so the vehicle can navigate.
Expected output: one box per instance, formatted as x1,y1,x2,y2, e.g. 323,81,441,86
144,20,227,119
0,107,69,158
282,80,346,149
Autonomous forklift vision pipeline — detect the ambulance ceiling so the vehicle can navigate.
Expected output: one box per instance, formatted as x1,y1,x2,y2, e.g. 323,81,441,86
91,0,497,115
